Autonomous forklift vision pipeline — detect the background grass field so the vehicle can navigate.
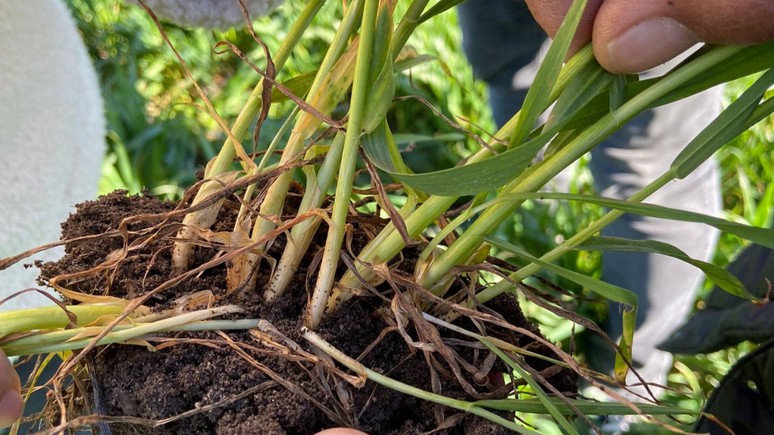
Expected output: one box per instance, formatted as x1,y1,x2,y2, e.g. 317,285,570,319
67,0,774,432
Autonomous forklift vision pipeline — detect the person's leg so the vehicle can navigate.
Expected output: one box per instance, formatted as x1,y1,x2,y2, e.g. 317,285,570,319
0,3,104,431
0,0,104,313
458,0,722,398
457,0,544,127
586,88,722,397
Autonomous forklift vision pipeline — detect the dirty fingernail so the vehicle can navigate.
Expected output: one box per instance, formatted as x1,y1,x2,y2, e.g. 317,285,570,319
0,388,23,428
607,18,698,73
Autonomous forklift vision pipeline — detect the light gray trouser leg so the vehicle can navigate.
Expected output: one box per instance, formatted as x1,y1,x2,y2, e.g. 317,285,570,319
459,0,721,397
587,92,721,396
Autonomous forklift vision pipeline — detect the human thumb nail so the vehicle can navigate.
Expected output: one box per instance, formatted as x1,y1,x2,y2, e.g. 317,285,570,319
606,17,698,73
316,429,369,435
0,387,23,428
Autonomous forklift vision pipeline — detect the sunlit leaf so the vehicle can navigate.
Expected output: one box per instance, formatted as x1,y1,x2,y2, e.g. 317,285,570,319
561,42,774,131
671,68,774,178
363,122,552,196
486,236,637,382
485,237,637,308
500,192,774,250
509,0,588,148
578,236,757,301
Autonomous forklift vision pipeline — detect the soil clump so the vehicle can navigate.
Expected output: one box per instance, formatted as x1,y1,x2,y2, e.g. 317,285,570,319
38,191,577,434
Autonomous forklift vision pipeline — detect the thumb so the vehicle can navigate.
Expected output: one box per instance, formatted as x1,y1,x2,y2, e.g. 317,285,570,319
525,0,774,73
316,429,368,435
0,349,23,428
593,0,774,73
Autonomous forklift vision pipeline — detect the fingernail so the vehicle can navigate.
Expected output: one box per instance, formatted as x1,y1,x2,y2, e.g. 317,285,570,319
0,388,23,428
607,18,698,73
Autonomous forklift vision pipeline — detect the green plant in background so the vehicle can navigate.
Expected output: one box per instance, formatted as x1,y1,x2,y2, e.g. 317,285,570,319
70,0,489,198
716,76,774,261
3,0,773,432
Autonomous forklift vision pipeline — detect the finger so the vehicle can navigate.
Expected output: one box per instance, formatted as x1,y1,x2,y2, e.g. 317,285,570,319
0,350,23,428
525,0,774,74
316,429,368,435
593,0,774,73
525,0,605,54
594,0,774,73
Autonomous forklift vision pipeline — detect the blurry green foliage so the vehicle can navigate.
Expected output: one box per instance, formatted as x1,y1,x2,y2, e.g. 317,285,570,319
68,0,494,197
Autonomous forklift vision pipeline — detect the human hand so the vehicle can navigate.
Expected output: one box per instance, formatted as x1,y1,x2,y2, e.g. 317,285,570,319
316,428,368,435
525,0,774,73
0,349,23,428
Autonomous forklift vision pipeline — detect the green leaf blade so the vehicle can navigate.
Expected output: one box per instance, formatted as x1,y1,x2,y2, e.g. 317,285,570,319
578,236,757,301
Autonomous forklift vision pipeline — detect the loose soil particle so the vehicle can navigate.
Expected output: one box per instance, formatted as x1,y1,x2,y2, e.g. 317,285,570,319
38,191,577,434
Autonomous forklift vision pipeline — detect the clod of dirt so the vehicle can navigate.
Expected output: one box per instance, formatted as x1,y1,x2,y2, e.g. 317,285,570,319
37,191,577,434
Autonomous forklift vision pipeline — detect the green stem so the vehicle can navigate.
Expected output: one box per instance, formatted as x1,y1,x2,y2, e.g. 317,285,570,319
260,1,368,299
308,0,380,328
264,132,346,300
234,106,301,231
204,0,326,179
249,0,363,248
270,0,433,300
0,304,126,339
335,49,598,292
172,0,326,273
419,46,742,291
391,0,430,60
302,329,534,434
222,0,364,289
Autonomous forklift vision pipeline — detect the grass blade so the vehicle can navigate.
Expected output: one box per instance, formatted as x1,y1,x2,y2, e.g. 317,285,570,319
509,0,588,148
486,236,637,382
578,236,757,301
474,398,698,416
502,192,774,250
303,329,538,434
363,121,552,196
483,341,579,435
671,68,774,178
485,237,637,308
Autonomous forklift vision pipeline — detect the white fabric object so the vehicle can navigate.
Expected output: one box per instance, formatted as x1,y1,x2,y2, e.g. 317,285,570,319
0,0,105,312
133,0,283,29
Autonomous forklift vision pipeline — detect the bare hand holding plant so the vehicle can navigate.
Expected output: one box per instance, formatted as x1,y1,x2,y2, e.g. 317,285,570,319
0,349,22,428
526,0,774,73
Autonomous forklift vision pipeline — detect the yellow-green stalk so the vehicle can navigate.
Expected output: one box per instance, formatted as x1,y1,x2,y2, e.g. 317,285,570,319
307,0,392,329
228,0,365,292
1,306,256,357
172,0,325,275
266,0,431,302
329,46,598,310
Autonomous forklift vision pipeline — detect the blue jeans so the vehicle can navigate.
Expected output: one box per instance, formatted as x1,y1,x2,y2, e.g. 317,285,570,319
459,0,722,397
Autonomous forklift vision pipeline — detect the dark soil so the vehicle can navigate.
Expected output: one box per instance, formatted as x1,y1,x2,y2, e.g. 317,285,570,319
38,191,577,434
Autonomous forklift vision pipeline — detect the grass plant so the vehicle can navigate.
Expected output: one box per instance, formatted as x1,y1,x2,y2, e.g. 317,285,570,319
1,0,773,432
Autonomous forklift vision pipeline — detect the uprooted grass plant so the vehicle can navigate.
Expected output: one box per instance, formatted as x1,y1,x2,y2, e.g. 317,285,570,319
2,0,774,433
